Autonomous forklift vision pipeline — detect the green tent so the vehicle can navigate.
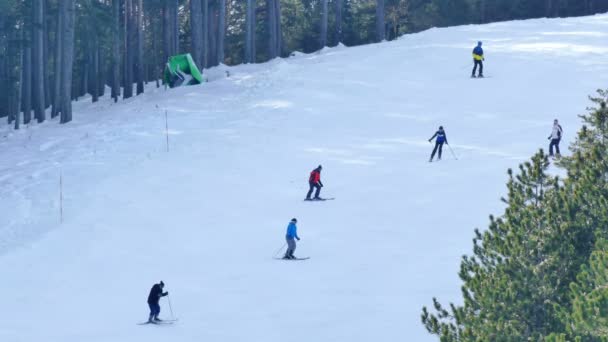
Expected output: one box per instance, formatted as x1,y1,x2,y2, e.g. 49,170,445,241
163,53,204,88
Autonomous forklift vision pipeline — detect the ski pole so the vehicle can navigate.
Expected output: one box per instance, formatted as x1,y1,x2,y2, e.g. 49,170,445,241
167,294,175,320
447,143,458,160
273,242,287,258
461,61,473,69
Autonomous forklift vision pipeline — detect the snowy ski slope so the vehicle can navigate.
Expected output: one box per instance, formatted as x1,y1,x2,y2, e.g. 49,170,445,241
1,14,608,342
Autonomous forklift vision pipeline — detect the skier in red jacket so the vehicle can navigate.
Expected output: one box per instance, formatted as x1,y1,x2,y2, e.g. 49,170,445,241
305,165,323,200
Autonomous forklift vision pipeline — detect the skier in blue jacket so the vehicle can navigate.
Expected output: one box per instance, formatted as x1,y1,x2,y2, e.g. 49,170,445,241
472,41,484,78
428,126,448,162
283,218,300,259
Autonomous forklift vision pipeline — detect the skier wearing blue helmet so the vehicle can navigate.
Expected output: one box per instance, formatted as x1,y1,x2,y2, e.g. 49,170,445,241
472,41,484,78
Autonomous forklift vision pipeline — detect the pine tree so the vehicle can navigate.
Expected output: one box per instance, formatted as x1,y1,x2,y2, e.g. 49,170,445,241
422,90,608,340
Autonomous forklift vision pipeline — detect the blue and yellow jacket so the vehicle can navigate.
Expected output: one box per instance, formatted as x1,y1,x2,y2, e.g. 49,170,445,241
473,46,484,61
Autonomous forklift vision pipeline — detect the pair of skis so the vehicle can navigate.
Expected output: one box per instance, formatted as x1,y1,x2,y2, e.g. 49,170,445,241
273,256,310,261
137,319,178,326
304,197,335,201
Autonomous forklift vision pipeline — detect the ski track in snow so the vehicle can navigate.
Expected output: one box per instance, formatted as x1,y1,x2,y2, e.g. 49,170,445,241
1,14,608,342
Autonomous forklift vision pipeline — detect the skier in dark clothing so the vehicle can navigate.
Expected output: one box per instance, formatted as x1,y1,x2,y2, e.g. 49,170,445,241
472,41,484,78
305,165,323,200
548,119,563,157
147,281,169,323
283,218,301,259
428,126,448,162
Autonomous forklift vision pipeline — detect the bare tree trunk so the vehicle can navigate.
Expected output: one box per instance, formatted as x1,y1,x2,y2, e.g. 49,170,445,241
15,47,23,129
51,3,63,119
334,0,342,45
202,0,209,67
152,14,160,87
60,0,75,124
375,0,385,42
91,36,99,102
173,0,179,54
163,0,172,64
112,0,120,101
208,4,218,66
274,0,282,56
32,0,46,122
217,0,225,64
136,0,144,95
172,0,179,54
267,0,276,59
320,0,328,49
82,44,89,98
123,0,133,99
245,0,255,63
190,0,204,67
44,0,52,108
22,47,32,124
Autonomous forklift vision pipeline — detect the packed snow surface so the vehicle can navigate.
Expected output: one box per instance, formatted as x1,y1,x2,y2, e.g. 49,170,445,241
1,14,608,342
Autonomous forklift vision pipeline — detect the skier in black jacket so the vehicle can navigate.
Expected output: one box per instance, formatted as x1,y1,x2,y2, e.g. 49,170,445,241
147,281,169,323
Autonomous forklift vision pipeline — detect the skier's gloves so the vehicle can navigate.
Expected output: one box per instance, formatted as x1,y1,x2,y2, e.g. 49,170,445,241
163,292,169,296
297,237,301,241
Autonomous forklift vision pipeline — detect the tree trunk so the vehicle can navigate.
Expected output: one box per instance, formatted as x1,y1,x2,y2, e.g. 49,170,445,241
60,0,75,124
267,0,276,59
152,14,160,87
376,0,385,42
44,0,52,108
274,0,282,56
320,0,328,49
82,45,89,98
334,0,342,45
208,4,218,66
217,0,225,64
172,0,179,54
245,0,255,63
51,3,63,119
202,0,209,67
190,0,204,67
136,0,144,95
112,0,120,102
22,47,32,124
32,0,46,122
123,0,133,99
97,46,104,97
163,0,172,64
15,47,23,129
91,36,99,102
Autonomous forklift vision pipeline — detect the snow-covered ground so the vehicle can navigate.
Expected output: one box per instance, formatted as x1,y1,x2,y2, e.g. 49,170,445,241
1,14,608,342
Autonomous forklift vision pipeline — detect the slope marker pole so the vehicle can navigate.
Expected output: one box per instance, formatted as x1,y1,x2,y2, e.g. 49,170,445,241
165,110,170,152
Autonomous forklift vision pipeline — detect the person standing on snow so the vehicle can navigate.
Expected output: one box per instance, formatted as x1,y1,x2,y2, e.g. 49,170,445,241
472,41,484,78
548,119,563,157
147,281,169,323
428,126,448,162
305,165,323,200
284,218,301,259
